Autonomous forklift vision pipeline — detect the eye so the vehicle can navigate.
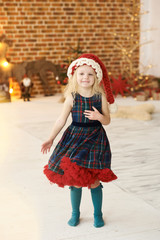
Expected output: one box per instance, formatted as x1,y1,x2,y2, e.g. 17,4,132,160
79,72,84,75
89,73,93,76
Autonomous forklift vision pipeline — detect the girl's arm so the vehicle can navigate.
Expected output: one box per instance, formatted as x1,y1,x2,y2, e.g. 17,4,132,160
49,94,73,141
100,93,111,125
41,94,73,154
83,93,110,125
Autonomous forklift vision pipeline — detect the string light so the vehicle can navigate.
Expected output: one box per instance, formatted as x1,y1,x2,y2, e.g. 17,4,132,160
111,1,155,94
9,88,13,94
1,60,9,68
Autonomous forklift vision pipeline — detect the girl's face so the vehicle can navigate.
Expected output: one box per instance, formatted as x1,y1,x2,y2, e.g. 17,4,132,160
76,65,95,89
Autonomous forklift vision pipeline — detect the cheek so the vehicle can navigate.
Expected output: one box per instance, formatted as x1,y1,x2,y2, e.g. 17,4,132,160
77,74,81,80
76,77,81,85
91,78,95,84
77,76,81,81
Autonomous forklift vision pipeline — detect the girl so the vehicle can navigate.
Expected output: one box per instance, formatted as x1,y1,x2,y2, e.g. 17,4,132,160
41,53,117,228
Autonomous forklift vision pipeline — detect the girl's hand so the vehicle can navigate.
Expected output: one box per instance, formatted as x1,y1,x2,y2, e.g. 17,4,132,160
41,139,53,154
84,106,102,121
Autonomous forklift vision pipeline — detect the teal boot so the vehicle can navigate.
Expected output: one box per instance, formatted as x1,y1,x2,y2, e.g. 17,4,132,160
68,187,82,226
90,184,104,228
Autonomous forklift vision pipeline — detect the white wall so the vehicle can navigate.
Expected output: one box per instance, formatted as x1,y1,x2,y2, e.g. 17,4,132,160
140,0,160,77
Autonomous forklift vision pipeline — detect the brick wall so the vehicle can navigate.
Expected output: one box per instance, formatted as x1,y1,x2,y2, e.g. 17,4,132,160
0,0,140,97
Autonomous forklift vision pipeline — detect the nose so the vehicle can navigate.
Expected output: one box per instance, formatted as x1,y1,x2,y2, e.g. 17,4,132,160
84,74,89,79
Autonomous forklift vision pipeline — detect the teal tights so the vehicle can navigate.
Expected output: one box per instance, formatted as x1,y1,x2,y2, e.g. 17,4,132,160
68,184,104,227
68,187,82,226
91,184,104,228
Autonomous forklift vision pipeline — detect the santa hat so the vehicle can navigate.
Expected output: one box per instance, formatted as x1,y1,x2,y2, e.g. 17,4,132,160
67,53,117,113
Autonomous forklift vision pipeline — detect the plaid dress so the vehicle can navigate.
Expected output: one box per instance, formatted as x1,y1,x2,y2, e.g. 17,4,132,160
44,93,117,187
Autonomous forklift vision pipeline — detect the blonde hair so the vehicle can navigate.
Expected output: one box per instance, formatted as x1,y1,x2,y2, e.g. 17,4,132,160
64,67,104,98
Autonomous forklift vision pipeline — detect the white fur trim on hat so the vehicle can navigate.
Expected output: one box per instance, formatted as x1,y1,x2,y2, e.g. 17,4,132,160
67,58,103,83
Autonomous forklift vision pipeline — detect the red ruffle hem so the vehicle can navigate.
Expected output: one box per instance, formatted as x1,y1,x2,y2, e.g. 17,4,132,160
43,157,117,188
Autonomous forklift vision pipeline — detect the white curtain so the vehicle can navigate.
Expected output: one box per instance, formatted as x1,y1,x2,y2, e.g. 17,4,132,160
140,0,160,77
